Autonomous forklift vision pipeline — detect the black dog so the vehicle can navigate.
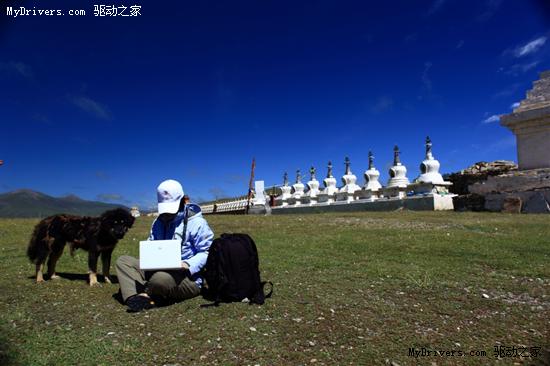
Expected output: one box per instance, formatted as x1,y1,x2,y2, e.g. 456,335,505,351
27,208,135,286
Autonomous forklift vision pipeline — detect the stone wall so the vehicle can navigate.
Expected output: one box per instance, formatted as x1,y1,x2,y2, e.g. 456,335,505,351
445,162,550,214
469,168,550,213
445,160,517,195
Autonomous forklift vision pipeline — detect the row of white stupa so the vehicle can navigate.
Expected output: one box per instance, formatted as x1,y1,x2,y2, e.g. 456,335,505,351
273,137,452,207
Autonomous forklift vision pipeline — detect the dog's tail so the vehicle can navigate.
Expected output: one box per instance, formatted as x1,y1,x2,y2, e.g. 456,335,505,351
27,221,49,264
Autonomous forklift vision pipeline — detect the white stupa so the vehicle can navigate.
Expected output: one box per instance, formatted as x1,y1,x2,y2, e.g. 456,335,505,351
410,137,452,195
337,157,361,202
387,145,409,187
318,161,338,203
303,166,320,205
357,151,382,200
416,136,444,184
290,169,305,205
385,145,410,198
275,172,292,207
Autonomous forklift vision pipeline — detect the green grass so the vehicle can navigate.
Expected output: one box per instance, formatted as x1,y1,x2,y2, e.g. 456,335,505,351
1,212,549,365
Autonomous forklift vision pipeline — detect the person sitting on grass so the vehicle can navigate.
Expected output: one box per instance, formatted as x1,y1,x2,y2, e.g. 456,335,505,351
116,179,214,312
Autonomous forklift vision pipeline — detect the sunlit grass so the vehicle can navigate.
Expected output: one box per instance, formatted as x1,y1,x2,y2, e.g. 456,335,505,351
0,212,549,365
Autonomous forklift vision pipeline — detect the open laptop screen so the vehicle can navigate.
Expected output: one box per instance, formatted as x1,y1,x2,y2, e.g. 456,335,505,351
139,240,182,270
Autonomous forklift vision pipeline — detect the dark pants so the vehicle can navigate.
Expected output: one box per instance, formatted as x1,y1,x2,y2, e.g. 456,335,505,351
115,255,200,302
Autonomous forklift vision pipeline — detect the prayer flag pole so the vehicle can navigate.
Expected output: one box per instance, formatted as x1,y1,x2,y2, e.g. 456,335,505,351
245,157,255,214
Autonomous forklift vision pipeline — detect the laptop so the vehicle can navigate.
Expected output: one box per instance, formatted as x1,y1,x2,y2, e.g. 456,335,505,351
139,240,182,270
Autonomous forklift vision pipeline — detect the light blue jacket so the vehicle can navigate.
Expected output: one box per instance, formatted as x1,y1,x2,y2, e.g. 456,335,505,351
148,203,214,287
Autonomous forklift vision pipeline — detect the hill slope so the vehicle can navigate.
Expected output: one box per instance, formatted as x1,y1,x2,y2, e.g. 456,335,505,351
0,189,127,217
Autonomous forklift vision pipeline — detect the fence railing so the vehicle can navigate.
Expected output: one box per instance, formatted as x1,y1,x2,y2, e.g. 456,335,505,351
201,197,249,214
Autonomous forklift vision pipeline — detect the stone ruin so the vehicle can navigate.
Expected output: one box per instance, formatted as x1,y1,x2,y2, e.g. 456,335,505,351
466,71,550,213
501,70,550,170
447,161,518,212
447,160,518,195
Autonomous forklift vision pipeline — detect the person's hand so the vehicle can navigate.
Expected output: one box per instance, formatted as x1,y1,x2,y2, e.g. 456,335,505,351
181,261,189,270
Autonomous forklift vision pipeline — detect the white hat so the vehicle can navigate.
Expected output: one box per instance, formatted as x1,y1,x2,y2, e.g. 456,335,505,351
157,179,184,214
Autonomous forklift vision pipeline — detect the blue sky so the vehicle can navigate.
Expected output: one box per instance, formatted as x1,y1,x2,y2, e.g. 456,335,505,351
1,0,549,209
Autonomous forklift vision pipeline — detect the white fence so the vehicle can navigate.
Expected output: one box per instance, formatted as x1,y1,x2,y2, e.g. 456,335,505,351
201,198,249,214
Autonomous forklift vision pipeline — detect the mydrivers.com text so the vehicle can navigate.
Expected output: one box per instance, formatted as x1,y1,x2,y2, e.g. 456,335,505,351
409,347,487,359
409,345,544,360
6,6,83,17
5,5,142,18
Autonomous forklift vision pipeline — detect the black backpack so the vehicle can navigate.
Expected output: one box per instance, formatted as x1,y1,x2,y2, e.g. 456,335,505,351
202,233,272,306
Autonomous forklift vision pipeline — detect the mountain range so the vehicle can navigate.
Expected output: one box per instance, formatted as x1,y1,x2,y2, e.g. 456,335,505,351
0,189,128,218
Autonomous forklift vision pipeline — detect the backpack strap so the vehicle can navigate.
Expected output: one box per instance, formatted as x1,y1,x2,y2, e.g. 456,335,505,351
180,204,189,251
249,281,273,305
261,281,273,299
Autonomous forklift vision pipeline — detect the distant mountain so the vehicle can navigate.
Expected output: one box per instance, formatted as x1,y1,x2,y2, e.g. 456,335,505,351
0,189,128,218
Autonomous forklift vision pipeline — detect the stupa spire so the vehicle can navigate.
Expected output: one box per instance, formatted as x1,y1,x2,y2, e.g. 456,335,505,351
393,145,401,165
327,161,333,178
368,151,375,170
425,136,433,159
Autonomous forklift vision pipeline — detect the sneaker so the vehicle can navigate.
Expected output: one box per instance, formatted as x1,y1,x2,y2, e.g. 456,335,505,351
126,295,156,313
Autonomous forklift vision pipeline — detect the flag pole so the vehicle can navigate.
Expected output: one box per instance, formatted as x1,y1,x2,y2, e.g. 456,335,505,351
245,157,255,214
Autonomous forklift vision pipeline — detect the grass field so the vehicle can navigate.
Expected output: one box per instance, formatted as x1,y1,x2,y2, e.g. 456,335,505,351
0,211,549,365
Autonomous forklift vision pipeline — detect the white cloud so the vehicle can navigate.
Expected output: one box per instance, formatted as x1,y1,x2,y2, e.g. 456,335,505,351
504,60,541,76
482,114,501,124
32,113,50,124
514,37,547,57
492,83,522,99
485,136,516,153
510,102,520,109
476,0,503,22
97,193,123,202
422,62,433,92
404,33,418,43
95,171,109,180
0,61,33,79
370,96,394,114
426,0,447,16
517,60,540,72
70,96,112,120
